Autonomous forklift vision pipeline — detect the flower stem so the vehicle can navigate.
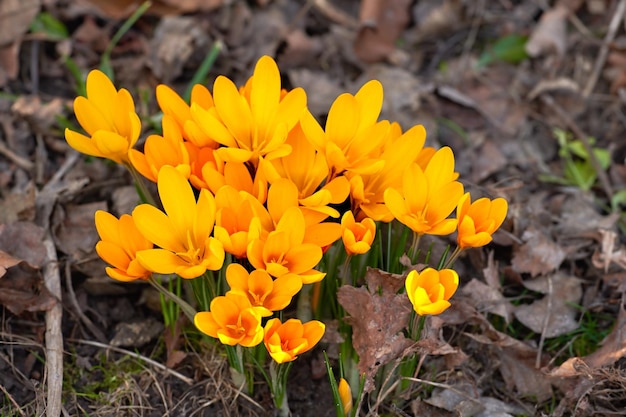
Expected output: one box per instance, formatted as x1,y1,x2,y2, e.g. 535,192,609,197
124,162,157,206
442,246,463,269
269,361,293,417
148,275,196,322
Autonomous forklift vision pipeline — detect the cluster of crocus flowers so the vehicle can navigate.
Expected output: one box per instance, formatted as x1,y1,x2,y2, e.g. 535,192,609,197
71,54,509,411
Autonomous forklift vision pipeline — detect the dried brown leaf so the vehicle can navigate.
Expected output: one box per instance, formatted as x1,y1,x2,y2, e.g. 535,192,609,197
147,16,209,83
514,273,582,337
525,5,568,57
337,268,412,392
592,229,626,272
0,250,21,278
110,317,164,347
0,222,47,268
0,0,40,46
511,226,565,277
461,278,513,323
498,345,553,401
583,303,626,369
0,260,57,315
353,0,412,63
0,182,36,224
51,201,106,258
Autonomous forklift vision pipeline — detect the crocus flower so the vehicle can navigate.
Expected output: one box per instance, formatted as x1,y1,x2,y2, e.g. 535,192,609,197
341,211,376,255
456,193,508,249
94,211,153,282
338,378,353,415
347,123,425,221
65,69,141,164
300,80,389,179
384,147,464,236
263,318,325,363
128,115,192,182
194,292,263,347
213,186,272,258
156,84,219,149
190,55,306,166
225,263,302,316
247,207,325,284
262,122,350,221
405,268,459,315
132,166,224,278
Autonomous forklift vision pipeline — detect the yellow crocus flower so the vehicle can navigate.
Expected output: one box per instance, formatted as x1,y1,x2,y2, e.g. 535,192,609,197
132,166,224,278
405,268,459,315
65,69,141,164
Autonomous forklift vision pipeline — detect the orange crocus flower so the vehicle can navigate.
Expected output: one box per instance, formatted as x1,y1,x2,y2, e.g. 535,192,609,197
263,318,325,363
456,193,508,249
194,292,263,347
405,268,459,315
341,211,376,255
190,55,306,167
94,211,153,282
384,147,464,236
128,115,192,182
247,207,325,284
225,263,302,316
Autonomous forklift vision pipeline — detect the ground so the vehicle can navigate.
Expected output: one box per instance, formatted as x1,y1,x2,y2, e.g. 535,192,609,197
2,0,626,416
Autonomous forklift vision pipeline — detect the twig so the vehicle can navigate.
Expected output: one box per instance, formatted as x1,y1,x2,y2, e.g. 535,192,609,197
536,274,553,368
583,0,626,98
0,382,25,416
35,149,83,417
69,338,194,385
312,0,359,29
539,94,613,199
42,237,63,417
63,261,108,343
0,140,34,170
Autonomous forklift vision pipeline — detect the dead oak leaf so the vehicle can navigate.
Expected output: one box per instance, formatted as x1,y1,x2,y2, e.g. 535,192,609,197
337,268,412,392
0,257,57,315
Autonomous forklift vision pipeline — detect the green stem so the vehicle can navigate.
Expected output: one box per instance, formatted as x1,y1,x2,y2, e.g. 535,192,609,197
442,246,463,269
148,275,196,321
409,232,422,264
125,162,157,206
183,40,223,102
269,361,293,417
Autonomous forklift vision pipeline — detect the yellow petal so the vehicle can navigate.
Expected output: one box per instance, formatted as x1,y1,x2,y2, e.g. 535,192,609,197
325,94,359,148
214,75,253,145
250,56,280,139
132,204,185,252
65,129,102,158
158,166,196,239
354,80,383,128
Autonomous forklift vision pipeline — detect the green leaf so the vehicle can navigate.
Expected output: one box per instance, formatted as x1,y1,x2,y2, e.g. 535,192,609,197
611,189,626,211
30,12,69,40
477,34,528,67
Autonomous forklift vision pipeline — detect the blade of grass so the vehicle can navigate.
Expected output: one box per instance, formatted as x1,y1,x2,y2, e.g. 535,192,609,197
183,40,224,102
100,1,153,80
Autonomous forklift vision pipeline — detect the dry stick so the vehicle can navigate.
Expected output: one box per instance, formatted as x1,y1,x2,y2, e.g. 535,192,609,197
536,274,553,369
42,236,63,417
69,339,194,385
63,262,108,344
36,152,82,417
583,0,626,98
0,383,26,416
539,94,614,199
0,140,34,170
